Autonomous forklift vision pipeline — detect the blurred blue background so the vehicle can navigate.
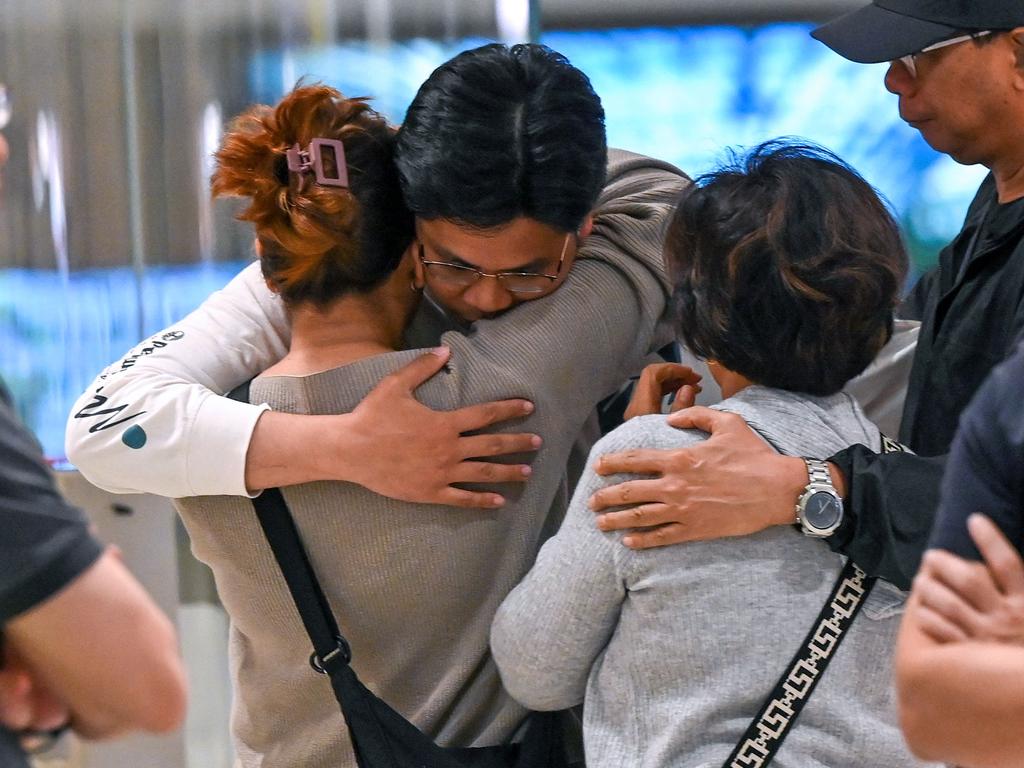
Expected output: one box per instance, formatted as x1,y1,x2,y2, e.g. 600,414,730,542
1,22,986,459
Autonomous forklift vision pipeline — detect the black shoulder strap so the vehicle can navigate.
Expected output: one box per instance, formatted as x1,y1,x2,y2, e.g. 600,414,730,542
722,434,906,767
226,381,350,668
721,561,875,768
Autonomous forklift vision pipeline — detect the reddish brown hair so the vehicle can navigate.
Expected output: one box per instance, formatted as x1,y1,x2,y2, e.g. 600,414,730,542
212,83,413,306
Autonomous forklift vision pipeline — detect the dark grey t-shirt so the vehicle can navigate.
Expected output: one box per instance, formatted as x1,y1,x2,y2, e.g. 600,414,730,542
0,380,103,765
0,382,102,623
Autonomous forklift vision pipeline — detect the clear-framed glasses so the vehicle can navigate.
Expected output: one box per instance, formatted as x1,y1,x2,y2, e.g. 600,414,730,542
897,30,992,77
418,233,572,295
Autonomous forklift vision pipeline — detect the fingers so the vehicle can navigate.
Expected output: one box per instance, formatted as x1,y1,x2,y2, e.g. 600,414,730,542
589,478,664,511
914,560,986,637
670,384,700,412
596,503,675,532
915,602,970,643
0,670,32,730
28,690,68,732
386,347,451,392
593,448,671,477
666,405,738,433
969,513,1024,595
450,460,532,485
622,523,689,550
623,364,702,421
643,363,702,390
458,432,541,461
450,399,535,434
623,376,664,421
920,549,1001,614
436,487,505,510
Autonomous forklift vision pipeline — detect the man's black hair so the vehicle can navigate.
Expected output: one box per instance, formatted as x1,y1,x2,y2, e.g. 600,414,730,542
395,43,607,232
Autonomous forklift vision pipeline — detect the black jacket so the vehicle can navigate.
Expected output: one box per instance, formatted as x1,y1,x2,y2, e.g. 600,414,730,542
827,175,1024,588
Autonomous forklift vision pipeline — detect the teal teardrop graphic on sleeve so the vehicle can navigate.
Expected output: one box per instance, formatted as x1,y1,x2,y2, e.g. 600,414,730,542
122,425,147,449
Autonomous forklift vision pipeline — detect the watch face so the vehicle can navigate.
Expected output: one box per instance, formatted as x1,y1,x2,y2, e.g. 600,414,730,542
804,491,842,531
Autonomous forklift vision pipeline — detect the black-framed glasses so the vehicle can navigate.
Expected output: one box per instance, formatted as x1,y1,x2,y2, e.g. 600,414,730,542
417,233,572,295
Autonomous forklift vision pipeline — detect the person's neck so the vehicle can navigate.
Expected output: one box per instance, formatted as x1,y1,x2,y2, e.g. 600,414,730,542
710,365,755,400
989,138,1024,203
265,288,409,377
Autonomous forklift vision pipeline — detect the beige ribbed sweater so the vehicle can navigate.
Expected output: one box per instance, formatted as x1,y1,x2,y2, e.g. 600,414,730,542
175,150,689,768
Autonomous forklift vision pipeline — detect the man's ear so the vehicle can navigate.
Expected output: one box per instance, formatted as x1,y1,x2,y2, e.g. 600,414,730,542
577,215,595,239
1010,27,1024,82
411,242,426,290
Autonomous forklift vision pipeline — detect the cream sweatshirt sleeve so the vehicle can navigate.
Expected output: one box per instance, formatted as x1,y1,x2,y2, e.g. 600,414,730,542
65,262,289,497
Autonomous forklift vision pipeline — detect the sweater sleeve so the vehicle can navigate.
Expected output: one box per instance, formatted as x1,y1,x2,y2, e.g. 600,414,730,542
490,425,645,711
64,262,289,497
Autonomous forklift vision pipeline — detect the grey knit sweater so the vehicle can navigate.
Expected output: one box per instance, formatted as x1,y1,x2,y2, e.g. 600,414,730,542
174,150,689,768
492,386,935,768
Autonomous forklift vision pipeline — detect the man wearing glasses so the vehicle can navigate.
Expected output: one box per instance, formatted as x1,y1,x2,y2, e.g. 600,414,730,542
65,44,687,508
590,0,1024,589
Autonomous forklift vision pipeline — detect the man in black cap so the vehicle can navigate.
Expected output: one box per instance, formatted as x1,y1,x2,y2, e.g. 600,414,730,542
590,1,1024,591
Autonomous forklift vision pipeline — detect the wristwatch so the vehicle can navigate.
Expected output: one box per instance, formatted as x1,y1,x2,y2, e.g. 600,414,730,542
795,458,843,538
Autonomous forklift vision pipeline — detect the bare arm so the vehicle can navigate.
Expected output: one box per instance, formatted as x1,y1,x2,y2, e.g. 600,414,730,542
3,549,186,739
896,515,1024,767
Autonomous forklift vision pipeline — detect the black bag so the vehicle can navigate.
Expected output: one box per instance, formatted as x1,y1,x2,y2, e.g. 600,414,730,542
247,484,570,768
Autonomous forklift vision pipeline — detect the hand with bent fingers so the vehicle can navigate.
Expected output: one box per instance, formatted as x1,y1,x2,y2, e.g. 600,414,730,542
0,645,68,736
912,514,1024,645
622,363,702,421
590,406,806,549
337,347,541,509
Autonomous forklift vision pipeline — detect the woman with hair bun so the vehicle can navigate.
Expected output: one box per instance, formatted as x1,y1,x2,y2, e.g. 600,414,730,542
174,84,559,767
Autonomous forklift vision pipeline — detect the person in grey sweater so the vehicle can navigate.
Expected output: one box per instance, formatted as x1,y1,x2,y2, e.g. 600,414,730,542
492,141,933,768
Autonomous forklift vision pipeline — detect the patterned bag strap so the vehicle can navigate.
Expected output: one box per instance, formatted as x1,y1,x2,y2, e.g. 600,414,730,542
721,434,905,767
721,561,875,768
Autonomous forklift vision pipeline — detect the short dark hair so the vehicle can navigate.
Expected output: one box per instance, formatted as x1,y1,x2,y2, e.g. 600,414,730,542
665,140,908,396
395,43,607,232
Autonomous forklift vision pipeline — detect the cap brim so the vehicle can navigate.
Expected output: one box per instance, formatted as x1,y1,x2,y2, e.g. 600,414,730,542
811,3,960,63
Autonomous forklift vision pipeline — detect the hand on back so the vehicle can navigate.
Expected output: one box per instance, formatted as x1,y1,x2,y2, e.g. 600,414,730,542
590,406,805,548
334,347,542,510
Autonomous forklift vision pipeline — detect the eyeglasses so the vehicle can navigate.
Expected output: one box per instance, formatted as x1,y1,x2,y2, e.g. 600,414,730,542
897,30,992,78
417,233,572,295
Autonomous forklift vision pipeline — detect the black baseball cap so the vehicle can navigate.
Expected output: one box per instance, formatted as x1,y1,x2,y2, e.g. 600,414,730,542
812,1,1024,63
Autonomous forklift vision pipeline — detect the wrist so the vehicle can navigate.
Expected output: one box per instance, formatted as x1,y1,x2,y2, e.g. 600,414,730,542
826,461,848,500
247,411,354,490
778,455,809,526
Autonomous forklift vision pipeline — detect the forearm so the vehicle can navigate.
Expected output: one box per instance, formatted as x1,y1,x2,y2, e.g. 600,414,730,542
897,607,1024,767
5,550,186,737
245,410,364,491
493,454,633,710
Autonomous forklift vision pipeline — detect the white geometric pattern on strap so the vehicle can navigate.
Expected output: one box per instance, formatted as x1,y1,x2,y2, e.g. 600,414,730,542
728,565,870,768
